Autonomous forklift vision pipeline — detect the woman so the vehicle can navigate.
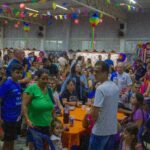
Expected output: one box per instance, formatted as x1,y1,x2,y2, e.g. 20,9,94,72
86,58,92,68
60,63,82,101
130,93,148,129
22,69,54,150
61,80,79,106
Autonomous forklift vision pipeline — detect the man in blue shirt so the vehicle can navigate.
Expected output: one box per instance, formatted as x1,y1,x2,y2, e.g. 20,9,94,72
105,53,114,68
6,49,24,77
0,64,23,150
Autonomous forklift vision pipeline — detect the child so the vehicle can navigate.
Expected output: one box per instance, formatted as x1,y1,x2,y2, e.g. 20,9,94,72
141,118,150,150
50,119,63,150
120,123,143,150
0,64,23,150
130,93,148,129
50,79,63,114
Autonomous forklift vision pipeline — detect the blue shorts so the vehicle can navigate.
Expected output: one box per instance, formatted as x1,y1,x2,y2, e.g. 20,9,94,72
88,134,115,150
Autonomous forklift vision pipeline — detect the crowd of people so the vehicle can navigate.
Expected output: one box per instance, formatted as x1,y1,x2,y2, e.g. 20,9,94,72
0,48,149,150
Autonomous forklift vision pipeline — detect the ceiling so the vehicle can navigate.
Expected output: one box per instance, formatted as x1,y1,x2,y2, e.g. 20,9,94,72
0,0,150,24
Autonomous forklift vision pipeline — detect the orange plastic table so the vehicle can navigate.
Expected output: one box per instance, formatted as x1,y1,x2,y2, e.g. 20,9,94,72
58,107,126,150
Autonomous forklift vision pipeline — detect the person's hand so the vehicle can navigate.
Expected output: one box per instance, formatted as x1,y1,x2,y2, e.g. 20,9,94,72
26,119,34,128
0,119,3,127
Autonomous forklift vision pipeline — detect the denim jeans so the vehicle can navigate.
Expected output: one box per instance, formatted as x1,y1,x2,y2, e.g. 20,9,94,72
28,128,55,150
88,134,115,150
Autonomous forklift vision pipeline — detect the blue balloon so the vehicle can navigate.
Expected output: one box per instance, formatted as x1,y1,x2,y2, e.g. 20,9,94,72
72,13,78,19
92,12,99,18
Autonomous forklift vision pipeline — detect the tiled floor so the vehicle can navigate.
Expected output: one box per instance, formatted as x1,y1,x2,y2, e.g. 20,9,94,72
0,137,29,150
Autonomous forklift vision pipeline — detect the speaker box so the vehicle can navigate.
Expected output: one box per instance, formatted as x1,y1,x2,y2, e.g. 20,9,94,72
120,23,125,30
37,26,45,38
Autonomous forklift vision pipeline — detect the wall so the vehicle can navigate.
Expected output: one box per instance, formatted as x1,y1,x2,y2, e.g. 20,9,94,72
125,13,150,53
2,12,150,53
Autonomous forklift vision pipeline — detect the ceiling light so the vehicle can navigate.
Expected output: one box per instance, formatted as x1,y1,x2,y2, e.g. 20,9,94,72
56,4,68,10
130,0,136,4
25,7,39,13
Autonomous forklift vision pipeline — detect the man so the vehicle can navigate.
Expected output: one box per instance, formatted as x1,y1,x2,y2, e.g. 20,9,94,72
6,49,24,77
104,53,114,67
135,59,146,81
0,64,23,150
96,55,103,64
114,63,132,108
83,61,119,150
43,58,58,77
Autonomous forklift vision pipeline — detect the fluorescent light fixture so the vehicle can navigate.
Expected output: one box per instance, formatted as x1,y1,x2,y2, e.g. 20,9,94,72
56,4,68,10
25,7,39,13
130,0,136,4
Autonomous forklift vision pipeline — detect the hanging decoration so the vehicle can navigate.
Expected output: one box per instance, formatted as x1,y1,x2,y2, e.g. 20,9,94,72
23,22,30,32
89,13,100,49
20,12,25,18
20,3,26,10
118,53,127,62
31,0,38,3
106,0,111,4
74,19,79,24
52,2,57,10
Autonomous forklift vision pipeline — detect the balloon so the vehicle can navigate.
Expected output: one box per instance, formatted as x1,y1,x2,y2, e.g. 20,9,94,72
13,8,19,15
20,3,26,10
20,12,25,18
52,2,57,10
72,13,78,19
89,16,100,27
74,19,79,24
14,24,19,29
118,53,126,62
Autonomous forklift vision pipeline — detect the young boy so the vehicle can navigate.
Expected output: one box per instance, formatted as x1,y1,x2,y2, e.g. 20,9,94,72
0,64,23,150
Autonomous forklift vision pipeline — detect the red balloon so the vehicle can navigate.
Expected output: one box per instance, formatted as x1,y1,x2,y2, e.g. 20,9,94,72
74,19,79,24
20,3,25,10
20,12,25,18
14,24,19,29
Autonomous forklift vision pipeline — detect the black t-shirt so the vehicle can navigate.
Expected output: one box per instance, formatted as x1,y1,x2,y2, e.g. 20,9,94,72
61,89,78,102
44,64,58,76
135,66,146,81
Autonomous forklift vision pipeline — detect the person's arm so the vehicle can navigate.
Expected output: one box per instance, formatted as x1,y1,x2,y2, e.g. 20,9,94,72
134,109,145,129
0,98,3,127
82,106,100,128
83,88,104,128
144,84,150,97
125,74,133,92
22,93,33,128
62,98,77,106
135,119,143,129
18,77,30,84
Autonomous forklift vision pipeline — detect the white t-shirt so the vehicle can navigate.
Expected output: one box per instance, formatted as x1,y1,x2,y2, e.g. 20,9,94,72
92,81,119,136
114,72,132,92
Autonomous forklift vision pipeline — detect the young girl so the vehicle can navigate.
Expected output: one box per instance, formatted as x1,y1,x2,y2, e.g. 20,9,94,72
120,123,143,150
50,119,64,150
130,93,148,129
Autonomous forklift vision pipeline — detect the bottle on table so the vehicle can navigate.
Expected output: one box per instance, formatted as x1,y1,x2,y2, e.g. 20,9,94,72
63,105,70,124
